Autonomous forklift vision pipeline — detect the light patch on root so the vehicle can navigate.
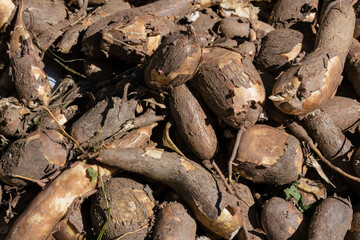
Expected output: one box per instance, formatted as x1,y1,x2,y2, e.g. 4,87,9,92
31,66,46,81
56,114,68,126
301,55,343,112
0,0,15,29
147,35,162,55
142,149,164,159
280,43,302,61
168,53,201,81
26,133,41,141
180,158,195,171
270,77,301,104
288,226,296,235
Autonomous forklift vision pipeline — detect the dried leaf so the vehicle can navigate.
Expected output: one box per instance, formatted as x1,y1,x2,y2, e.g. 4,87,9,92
162,121,185,157
306,154,336,188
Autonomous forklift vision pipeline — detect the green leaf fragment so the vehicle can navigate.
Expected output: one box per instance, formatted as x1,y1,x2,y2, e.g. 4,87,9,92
86,167,98,182
284,182,311,213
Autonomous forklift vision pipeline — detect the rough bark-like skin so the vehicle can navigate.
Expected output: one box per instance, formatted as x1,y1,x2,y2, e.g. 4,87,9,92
9,1,51,108
153,202,197,240
234,182,262,240
70,96,137,146
269,0,318,29
37,106,78,131
100,14,180,63
5,162,113,240
53,205,85,240
308,196,352,240
91,177,155,240
345,38,360,97
169,84,217,160
270,0,355,115
192,47,265,129
0,97,28,137
345,204,360,240
235,124,303,185
0,129,72,186
219,17,249,39
104,124,156,149
82,0,218,59
97,148,243,239
257,28,303,74
302,110,353,160
22,0,67,36
261,197,308,240
52,124,155,239
302,110,360,195
57,0,131,54
319,96,360,132
144,33,202,89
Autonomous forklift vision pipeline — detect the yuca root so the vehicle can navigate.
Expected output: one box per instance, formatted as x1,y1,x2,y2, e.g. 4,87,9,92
97,148,244,239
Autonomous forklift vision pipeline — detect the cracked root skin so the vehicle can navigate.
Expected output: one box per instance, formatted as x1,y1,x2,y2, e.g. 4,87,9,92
97,148,243,239
308,196,353,240
192,47,265,129
270,0,355,115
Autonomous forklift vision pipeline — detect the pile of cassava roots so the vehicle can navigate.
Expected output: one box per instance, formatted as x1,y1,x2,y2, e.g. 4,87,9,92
2,0,360,239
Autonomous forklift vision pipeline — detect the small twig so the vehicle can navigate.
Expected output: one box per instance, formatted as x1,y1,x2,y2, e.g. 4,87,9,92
32,36,88,79
114,224,148,240
228,127,245,185
10,175,46,188
51,57,87,79
102,34,149,57
308,142,360,183
41,105,87,155
212,160,234,194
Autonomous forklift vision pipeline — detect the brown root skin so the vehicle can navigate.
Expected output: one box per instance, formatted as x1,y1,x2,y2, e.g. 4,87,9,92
53,203,85,240
302,110,353,161
261,197,308,240
169,84,218,160
9,1,51,108
0,129,72,187
345,204,360,240
6,118,155,240
268,102,360,185
56,0,132,54
70,96,137,147
144,32,202,89
269,0,318,28
97,148,243,239
22,0,67,36
91,177,155,239
319,96,360,132
192,47,266,129
153,202,196,240
0,97,28,137
82,0,216,59
345,38,360,97
270,0,355,115
257,28,303,74
219,17,250,39
235,124,303,185
270,50,343,115
100,14,181,63
308,196,352,240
